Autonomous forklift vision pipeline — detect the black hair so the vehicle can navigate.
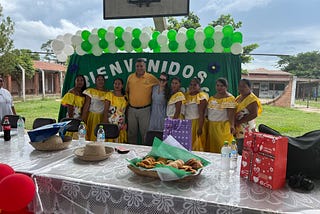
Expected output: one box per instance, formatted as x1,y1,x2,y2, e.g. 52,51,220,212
171,76,181,83
159,72,171,103
75,75,87,93
240,78,252,88
113,77,125,96
95,74,105,81
216,77,228,87
191,77,201,86
136,58,146,63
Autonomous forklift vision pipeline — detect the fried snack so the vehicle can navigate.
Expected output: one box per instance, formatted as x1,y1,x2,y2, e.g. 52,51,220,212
185,158,203,170
136,162,155,169
167,159,184,169
156,157,168,165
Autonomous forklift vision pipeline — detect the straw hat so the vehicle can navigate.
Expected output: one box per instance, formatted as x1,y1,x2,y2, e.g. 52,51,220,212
74,143,113,161
29,135,72,151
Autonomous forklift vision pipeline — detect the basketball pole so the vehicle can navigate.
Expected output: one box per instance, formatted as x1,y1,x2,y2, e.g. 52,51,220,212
153,17,167,32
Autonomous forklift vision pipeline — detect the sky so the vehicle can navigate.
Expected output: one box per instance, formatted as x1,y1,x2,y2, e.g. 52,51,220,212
1,0,320,70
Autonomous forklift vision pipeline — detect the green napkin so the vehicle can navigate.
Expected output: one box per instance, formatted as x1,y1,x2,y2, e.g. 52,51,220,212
127,137,211,181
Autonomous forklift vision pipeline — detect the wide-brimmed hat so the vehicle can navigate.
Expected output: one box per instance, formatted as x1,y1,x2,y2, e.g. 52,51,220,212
29,135,72,151
74,143,113,161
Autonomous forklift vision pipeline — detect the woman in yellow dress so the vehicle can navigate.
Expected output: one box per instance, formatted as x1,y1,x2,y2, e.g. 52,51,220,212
102,78,128,143
166,77,185,119
184,77,209,151
207,78,236,153
235,79,262,155
61,75,86,119
82,75,108,141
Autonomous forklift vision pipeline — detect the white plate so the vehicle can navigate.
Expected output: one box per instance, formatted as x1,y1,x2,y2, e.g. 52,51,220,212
0,130,18,137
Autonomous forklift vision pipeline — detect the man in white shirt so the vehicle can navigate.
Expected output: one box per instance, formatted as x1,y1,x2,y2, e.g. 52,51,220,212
0,77,16,122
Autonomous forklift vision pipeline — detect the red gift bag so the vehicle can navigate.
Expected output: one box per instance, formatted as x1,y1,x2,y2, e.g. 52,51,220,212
240,132,288,190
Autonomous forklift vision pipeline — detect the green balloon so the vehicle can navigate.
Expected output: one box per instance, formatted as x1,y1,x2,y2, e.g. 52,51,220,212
98,28,107,39
203,38,214,49
205,48,213,53
81,41,92,52
232,32,243,43
99,39,108,49
186,28,195,39
154,46,160,53
132,28,141,39
81,30,91,41
115,38,125,48
222,25,234,36
152,31,160,39
185,38,196,50
168,40,179,51
167,29,177,41
103,48,109,53
148,39,159,49
134,47,143,53
131,38,142,49
221,36,233,48
114,26,124,37
224,47,231,53
204,26,215,38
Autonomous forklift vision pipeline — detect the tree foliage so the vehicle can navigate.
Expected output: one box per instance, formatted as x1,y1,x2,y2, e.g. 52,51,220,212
41,39,56,62
167,12,201,31
277,51,320,78
0,5,14,54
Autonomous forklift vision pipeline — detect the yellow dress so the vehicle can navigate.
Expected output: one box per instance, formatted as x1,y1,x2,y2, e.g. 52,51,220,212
207,96,236,153
166,92,185,119
235,92,263,139
61,92,85,139
105,91,128,143
83,88,108,141
184,91,209,151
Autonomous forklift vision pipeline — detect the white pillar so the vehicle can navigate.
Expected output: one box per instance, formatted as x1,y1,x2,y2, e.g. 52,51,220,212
291,76,297,107
153,17,167,32
40,69,45,98
60,71,63,95
17,64,26,102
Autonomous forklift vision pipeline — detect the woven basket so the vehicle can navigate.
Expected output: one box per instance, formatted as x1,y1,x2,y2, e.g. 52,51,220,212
127,165,202,181
29,135,72,151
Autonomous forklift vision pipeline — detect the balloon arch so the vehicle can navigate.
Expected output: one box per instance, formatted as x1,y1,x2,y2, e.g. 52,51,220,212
51,25,243,62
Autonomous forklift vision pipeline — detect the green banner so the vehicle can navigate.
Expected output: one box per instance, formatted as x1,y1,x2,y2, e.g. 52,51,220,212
59,53,241,121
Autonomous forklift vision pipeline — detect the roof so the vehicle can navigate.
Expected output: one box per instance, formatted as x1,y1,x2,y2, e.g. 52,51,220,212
242,68,292,81
247,68,292,76
33,60,66,72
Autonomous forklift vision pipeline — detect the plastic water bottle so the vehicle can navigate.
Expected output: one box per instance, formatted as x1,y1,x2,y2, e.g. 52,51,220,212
78,121,86,146
221,141,231,171
17,116,25,144
230,140,238,171
97,125,105,143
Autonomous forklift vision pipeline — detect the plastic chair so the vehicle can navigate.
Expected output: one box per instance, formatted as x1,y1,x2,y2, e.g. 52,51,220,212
32,118,56,129
60,118,82,132
145,130,163,146
1,115,25,128
94,123,119,139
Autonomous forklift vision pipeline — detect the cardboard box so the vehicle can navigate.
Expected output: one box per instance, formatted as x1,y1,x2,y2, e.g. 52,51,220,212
240,132,288,189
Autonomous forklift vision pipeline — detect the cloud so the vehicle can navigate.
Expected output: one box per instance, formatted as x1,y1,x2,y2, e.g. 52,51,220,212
198,0,272,14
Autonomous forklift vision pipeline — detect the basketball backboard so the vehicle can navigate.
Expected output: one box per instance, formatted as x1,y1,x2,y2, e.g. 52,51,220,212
103,0,190,19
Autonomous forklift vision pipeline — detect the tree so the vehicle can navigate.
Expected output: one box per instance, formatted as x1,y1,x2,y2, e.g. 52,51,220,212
41,39,56,62
167,12,201,31
0,4,15,77
277,51,320,78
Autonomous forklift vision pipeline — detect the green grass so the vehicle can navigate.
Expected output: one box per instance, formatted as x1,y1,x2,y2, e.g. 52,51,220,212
295,99,320,108
14,98,319,136
256,105,319,137
14,98,61,129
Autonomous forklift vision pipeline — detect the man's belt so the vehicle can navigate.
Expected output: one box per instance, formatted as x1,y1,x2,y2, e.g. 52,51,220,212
129,104,151,109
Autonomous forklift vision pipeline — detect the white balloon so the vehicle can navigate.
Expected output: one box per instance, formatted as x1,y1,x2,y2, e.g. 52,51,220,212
71,35,83,46
157,34,167,45
231,43,243,55
88,34,99,44
63,33,73,45
162,30,168,36
105,32,115,42
195,44,205,53
63,44,74,56
213,31,224,40
194,31,205,41
178,27,187,33
140,32,150,43
196,27,203,32
178,45,187,53
213,43,223,53
125,26,133,33
56,52,67,62
75,46,86,56
124,43,133,52
92,44,103,56
108,43,118,53
51,39,65,52
176,32,186,43
53,49,62,55
122,31,132,42
107,26,115,32
142,26,152,35
91,28,98,34
56,35,64,41
160,44,170,53
215,25,223,32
